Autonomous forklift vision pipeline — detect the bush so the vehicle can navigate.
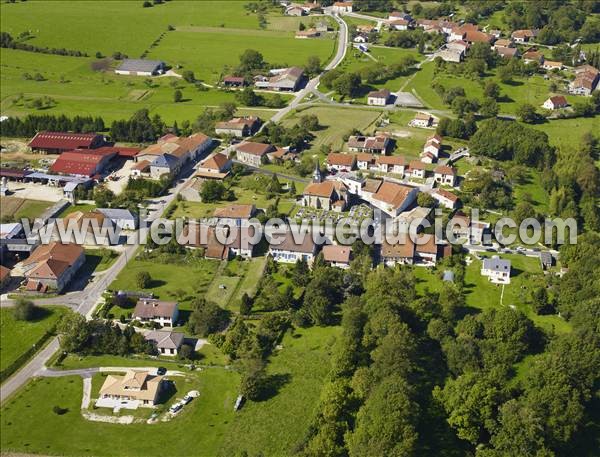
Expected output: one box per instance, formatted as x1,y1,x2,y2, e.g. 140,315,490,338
13,298,36,321
135,271,152,289
52,406,68,415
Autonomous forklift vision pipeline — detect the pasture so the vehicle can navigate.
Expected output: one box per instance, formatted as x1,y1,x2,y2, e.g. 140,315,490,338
0,306,68,373
0,1,334,124
0,368,240,457
282,105,383,153
0,196,52,222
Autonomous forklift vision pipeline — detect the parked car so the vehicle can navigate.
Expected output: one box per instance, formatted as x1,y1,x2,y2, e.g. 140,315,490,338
157,367,167,375
182,395,193,405
169,403,182,414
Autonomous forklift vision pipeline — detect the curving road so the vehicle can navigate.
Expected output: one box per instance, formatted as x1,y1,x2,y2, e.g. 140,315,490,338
1,13,350,405
0,160,201,404
268,11,348,124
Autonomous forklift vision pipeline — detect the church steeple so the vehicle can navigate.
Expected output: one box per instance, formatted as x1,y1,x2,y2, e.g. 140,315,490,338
312,162,323,183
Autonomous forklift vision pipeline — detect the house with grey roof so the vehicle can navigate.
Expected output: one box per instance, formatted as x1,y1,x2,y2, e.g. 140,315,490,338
133,299,179,327
481,255,511,284
97,208,138,230
115,59,166,76
144,330,185,356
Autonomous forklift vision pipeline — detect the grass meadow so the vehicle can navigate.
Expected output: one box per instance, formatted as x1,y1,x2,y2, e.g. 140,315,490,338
0,196,53,221
0,368,240,457
0,1,334,123
0,306,68,372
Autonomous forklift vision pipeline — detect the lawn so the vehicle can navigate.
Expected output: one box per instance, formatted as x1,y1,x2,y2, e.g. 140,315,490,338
172,174,299,218
282,105,383,156
0,306,68,373
108,256,219,318
512,169,549,214
413,253,570,335
56,342,228,369
0,196,52,222
57,203,97,217
529,116,600,150
204,257,266,312
404,61,592,115
84,248,119,272
463,253,571,334
220,325,341,456
0,0,334,123
335,46,424,103
146,28,336,85
0,367,239,457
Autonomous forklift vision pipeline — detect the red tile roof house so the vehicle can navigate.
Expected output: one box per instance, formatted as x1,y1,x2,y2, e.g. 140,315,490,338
196,153,232,179
302,181,348,211
234,141,276,167
347,134,392,154
369,181,418,217
133,298,179,328
134,133,213,180
375,155,406,175
322,245,353,269
543,95,569,110
18,242,85,293
50,149,117,177
268,228,319,264
433,165,458,186
408,160,428,179
213,204,257,226
511,29,537,43
327,152,356,172
222,75,247,87
215,116,261,138
356,153,375,170
28,131,104,154
431,188,460,209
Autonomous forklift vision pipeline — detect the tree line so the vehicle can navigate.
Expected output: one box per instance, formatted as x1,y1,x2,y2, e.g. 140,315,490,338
1,31,88,57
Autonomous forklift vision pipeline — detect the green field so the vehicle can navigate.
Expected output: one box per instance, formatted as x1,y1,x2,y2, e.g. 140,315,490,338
0,196,52,222
0,368,239,457
529,116,600,149
108,256,219,316
0,306,67,373
335,46,424,102
404,61,591,115
283,105,383,155
146,28,335,84
204,257,266,312
221,325,340,455
0,1,334,123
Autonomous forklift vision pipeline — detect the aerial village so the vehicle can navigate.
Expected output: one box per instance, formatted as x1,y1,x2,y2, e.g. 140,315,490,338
0,1,598,456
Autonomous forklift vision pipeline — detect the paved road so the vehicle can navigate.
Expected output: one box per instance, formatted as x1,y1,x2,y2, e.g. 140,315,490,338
268,11,348,124
0,157,203,404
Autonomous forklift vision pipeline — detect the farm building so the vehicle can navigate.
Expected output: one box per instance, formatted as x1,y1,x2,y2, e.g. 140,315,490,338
347,134,391,154
367,88,392,106
134,133,213,180
196,153,232,179
50,149,117,177
234,141,275,167
115,59,166,76
17,242,85,292
28,131,104,154
215,116,261,137
222,76,246,87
